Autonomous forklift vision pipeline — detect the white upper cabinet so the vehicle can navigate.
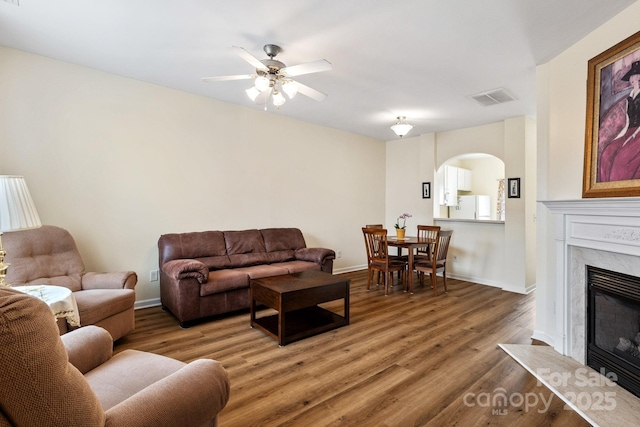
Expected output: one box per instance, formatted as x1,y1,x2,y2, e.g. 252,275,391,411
438,166,472,205
457,167,472,191
441,165,458,206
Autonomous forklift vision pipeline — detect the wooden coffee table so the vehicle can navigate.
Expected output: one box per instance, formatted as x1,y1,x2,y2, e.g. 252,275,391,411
250,270,350,346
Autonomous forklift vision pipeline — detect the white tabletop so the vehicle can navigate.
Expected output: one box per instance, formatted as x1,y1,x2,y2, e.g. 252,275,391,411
13,285,80,327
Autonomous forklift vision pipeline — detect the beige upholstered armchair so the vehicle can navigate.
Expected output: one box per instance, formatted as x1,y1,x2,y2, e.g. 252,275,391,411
3,225,137,340
0,287,230,426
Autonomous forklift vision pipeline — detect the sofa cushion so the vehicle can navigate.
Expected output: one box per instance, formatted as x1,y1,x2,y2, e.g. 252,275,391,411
73,289,136,326
265,249,296,263
224,229,270,267
235,264,290,279
200,270,250,296
198,255,231,270
274,260,322,274
224,229,265,254
228,252,271,268
159,231,227,264
261,228,306,252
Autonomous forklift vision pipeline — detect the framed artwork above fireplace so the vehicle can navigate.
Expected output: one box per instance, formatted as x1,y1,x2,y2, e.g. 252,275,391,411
583,29,640,198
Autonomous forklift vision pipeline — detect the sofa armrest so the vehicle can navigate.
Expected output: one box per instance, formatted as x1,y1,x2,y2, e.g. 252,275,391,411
161,259,209,284
82,271,138,290
295,247,336,265
104,359,230,427
61,325,113,374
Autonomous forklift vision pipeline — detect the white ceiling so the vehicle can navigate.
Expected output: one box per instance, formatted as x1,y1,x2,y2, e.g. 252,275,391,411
0,0,635,141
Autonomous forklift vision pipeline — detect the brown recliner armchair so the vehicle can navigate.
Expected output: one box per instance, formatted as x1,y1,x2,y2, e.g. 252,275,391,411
0,287,230,426
3,225,137,340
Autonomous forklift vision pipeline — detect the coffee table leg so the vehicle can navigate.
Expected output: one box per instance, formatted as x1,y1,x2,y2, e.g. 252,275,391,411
250,286,255,327
345,283,350,325
278,310,285,346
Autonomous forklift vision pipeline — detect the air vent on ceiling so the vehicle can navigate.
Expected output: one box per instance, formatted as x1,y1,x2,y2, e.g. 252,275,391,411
469,88,515,107
2,0,19,5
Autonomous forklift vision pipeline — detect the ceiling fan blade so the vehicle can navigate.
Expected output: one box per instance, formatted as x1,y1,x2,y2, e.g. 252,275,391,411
295,81,328,102
280,59,332,77
201,74,254,82
232,46,268,71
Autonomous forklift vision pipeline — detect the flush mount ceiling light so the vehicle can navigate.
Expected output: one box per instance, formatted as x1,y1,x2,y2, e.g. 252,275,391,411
202,44,332,110
391,116,413,138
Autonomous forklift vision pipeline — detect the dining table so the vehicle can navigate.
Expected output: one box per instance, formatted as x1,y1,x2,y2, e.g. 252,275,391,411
386,235,435,293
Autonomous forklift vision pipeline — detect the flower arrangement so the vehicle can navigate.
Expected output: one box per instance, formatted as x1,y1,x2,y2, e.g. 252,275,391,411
394,213,412,229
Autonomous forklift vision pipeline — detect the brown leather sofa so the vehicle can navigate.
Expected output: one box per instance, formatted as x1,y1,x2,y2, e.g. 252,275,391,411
3,225,137,341
0,287,229,426
158,228,335,327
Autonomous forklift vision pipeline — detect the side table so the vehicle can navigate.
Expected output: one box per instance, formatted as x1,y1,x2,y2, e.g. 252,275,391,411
13,285,81,327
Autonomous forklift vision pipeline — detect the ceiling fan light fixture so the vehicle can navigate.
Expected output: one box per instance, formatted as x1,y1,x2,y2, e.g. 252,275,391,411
245,86,260,101
272,90,286,107
282,80,298,99
254,75,270,92
391,116,413,138
203,44,332,110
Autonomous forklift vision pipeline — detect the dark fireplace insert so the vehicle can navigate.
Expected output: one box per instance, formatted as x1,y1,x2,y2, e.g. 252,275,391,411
587,265,640,397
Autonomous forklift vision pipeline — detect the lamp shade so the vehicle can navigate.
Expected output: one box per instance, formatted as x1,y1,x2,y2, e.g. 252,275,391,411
254,75,270,92
282,80,298,99
0,176,42,232
272,90,286,107
245,86,261,102
391,116,413,138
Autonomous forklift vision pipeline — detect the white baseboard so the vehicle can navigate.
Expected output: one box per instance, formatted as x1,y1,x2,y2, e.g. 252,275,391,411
448,272,536,295
447,273,504,290
333,264,367,274
134,298,161,310
531,329,555,346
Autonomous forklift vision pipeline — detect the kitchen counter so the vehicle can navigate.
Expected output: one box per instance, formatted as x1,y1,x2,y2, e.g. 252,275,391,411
436,218,504,224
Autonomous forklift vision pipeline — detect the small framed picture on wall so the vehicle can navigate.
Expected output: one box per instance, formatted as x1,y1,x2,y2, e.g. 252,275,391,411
508,178,521,198
422,182,431,199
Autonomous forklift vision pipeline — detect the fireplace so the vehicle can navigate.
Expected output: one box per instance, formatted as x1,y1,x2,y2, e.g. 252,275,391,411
541,198,640,361
587,266,640,397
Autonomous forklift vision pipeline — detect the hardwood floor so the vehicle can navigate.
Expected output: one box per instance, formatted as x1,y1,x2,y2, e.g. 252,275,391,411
114,270,590,426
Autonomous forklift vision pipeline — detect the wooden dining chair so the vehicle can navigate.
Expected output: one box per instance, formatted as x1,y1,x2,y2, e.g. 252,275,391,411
415,225,440,263
365,224,404,280
364,224,384,284
414,229,453,296
362,227,407,295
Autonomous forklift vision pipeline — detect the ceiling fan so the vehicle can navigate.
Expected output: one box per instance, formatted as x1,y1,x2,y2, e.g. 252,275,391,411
201,44,332,108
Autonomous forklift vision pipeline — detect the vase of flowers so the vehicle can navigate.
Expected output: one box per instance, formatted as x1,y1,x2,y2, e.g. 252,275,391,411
394,213,412,239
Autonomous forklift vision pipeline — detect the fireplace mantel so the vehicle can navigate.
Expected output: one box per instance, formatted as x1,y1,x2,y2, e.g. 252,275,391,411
543,197,640,216
542,197,640,358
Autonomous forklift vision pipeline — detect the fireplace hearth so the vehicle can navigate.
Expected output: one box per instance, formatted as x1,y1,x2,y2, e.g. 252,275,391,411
587,266,640,397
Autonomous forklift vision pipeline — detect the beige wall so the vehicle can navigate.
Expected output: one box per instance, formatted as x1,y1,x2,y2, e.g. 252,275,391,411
535,1,640,345
0,46,385,304
436,122,505,165
385,133,434,230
